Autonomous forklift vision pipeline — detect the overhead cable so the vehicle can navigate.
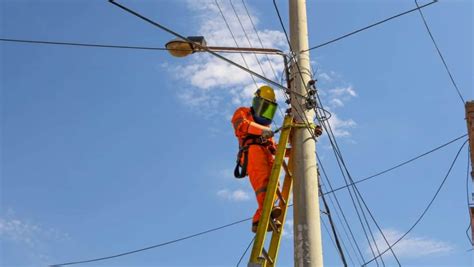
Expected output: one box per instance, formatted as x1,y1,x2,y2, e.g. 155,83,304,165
273,0,398,262
0,37,278,54
107,0,286,91
235,235,255,267
48,132,465,266
319,183,348,266
314,92,400,265
0,38,170,51
323,133,468,196
303,0,438,52
318,157,367,264
274,0,396,259
49,217,251,266
363,139,469,266
273,2,370,261
414,0,465,105
215,0,259,88
229,0,267,77
241,0,279,81
319,183,357,266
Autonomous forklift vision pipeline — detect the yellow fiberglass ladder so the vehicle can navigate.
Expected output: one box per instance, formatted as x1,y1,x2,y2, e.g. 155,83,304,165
248,114,294,267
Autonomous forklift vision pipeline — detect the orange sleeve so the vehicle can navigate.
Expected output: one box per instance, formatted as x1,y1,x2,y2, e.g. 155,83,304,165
232,108,269,136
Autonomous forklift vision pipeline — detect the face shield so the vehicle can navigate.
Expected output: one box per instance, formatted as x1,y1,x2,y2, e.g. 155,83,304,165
252,97,278,121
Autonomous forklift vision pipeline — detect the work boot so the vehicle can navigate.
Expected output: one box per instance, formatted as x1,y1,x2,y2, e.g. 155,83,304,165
271,206,282,220
271,219,282,231
251,221,259,233
251,219,282,233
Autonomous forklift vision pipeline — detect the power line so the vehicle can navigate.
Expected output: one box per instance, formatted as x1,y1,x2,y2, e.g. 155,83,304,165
235,235,255,267
323,133,468,196
363,139,469,266
107,0,286,91
309,82,398,265
314,91,400,266
229,0,267,77
320,183,357,266
241,0,279,81
273,3,375,263
0,38,170,51
272,1,398,263
215,0,259,89
319,183,348,266
216,0,285,125
414,0,465,105
107,0,301,137
50,132,465,266
0,37,278,55
320,216,347,264
303,0,438,52
49,217,251,266
46,1,464,265
318,156,367,264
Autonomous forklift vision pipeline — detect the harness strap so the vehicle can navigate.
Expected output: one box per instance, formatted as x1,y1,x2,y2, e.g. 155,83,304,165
234,146,249,178
233,135,269,179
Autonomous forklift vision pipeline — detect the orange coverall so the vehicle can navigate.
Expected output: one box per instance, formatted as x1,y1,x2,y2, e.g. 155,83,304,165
232,107,276,224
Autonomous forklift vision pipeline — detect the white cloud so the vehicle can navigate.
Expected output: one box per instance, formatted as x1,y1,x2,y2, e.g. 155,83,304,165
167,0,287,115
329,86,357,98
330,98,344,108
0,217,69,245
0,215,69,264
217,188,251,201
167,1,359,139
368,229,454,259
327,112,356,137
318,72,332,82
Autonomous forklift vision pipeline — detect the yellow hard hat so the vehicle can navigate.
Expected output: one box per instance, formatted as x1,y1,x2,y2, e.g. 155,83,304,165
255,85,276,103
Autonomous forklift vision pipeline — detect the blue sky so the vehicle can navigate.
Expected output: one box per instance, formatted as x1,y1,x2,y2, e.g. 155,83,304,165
1,0,473,266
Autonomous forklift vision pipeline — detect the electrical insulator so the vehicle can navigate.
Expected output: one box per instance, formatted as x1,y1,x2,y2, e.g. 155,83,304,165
305,98,317,110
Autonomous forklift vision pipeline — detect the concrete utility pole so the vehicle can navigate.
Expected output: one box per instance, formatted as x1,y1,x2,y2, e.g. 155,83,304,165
289,0,324,266
465,101,474,245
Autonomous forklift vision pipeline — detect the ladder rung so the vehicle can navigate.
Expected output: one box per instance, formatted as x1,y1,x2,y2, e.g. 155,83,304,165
269,219,281,233
282,161,292,178
276,189,286,205
261,248,274,264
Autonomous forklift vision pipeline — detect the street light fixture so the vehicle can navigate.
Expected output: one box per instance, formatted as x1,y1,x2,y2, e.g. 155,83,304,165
165,36,285,57
165,36,206,57
165,36,290,91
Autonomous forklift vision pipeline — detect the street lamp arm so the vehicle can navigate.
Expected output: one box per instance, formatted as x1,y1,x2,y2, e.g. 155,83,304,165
203,46,285,56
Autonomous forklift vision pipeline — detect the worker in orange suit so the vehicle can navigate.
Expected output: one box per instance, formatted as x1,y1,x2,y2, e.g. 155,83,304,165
232,85,282,233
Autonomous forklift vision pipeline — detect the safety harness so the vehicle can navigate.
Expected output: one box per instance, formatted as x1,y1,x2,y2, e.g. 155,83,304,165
234,135,273,178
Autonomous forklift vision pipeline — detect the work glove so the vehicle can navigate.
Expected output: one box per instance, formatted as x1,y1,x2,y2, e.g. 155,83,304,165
262,128,274,139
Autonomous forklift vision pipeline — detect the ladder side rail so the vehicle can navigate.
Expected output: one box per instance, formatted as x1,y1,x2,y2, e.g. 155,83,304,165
267,157,294,266
249,115,293,265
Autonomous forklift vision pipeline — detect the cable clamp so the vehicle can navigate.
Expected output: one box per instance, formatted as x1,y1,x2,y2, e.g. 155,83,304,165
292,122,316,129
292,122,323,137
